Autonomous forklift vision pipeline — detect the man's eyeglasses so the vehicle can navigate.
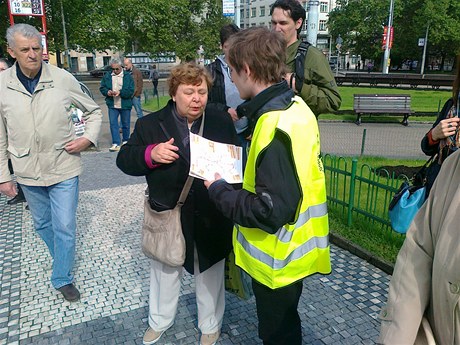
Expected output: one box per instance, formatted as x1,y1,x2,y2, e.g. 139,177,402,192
111,67,121,71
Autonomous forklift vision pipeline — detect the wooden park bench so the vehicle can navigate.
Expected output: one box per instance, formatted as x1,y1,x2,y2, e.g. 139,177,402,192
353,94,413,126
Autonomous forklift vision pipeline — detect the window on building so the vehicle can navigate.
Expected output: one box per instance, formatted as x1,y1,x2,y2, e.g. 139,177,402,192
240,24,245,29
319,20,327,31
251,23,256,27
320,2,328,13
260,6,265,16
102,56,111,66
246,9,249,17
240,9,244,18
251,7,256,17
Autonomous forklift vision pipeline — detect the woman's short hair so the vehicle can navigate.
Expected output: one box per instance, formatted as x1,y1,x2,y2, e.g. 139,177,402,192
109,58,122,67
227,27,287,85
167,62,212,97
6,24,42,48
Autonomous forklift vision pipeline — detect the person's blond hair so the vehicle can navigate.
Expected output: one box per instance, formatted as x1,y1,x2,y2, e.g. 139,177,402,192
167,62,212,97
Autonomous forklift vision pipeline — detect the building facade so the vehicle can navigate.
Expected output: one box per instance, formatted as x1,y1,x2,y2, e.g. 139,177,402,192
237,0,355,68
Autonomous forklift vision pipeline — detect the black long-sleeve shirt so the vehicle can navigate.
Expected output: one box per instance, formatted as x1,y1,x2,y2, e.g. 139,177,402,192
208,82,301,234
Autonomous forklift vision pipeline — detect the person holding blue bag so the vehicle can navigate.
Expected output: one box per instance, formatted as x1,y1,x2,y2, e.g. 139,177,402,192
390,56,460,234
420,57,460,196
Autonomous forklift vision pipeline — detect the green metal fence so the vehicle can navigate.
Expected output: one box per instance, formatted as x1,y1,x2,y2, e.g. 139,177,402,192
323,154,411,232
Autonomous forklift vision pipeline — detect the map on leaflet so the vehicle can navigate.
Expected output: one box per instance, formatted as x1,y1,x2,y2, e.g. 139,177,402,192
189,133,243,183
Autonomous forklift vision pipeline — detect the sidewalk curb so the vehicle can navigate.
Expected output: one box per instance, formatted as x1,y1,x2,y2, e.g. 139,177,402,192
330,232,394,275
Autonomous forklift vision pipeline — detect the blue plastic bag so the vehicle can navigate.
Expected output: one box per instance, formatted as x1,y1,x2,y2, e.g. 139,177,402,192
389,182,426,234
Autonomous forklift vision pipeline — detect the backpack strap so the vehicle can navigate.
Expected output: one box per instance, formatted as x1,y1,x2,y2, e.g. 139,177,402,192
294,39,311,94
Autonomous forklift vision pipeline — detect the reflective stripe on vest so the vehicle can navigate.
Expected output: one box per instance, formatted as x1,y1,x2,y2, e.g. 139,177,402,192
235,225,329,270
277,202,327,243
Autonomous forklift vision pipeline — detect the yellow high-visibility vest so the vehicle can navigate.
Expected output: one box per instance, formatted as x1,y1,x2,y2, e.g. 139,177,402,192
234,96,331,289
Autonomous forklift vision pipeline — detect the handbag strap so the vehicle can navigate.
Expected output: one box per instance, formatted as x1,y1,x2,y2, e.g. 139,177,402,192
177,111,206,206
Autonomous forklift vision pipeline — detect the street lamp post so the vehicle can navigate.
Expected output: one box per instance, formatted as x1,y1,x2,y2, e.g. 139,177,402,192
306,1,319,46
382,0,394,74
420,23,430,75
336,35,342,77
60,0,70,70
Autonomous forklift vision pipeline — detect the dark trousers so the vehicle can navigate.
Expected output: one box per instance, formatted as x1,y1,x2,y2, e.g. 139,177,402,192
152,80,159,96
252,278,304,345
8,159,24,198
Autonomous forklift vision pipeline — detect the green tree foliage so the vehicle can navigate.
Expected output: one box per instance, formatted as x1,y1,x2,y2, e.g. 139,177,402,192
1,0,228,63
328,0,460,70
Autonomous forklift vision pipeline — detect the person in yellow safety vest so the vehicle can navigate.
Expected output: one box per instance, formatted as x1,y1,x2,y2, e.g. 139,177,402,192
204,27,331,345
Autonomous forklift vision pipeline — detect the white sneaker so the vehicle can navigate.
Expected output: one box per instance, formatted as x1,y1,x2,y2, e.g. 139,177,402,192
122,141,128,145
109,144,120,152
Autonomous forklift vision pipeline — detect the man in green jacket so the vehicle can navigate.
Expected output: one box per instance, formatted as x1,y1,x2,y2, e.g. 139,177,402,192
100,58,135,152
270,0,341,116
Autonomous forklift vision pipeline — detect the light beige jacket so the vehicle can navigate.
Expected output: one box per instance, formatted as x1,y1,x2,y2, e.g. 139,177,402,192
378,150,460,344
0,63,102,186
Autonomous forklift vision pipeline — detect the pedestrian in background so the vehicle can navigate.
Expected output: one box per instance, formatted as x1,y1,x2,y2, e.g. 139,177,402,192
270,0,341,116
100,58,134,152
206,24,249,164
205,27,331,345
117,62,238,345
124,57,144,119
0,57,26,206
420,54,460,196
0,24,102,302
149,64,159,96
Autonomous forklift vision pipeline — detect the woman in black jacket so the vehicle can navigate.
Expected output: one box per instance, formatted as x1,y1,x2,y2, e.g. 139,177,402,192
421,55,460,195
116,62,238,345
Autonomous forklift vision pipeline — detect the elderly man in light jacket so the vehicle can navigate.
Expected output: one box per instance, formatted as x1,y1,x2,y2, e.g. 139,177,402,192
0,24,102,302
378,148,460,344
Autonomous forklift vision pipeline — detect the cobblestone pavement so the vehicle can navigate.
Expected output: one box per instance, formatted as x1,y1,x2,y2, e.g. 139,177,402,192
0,151,391,345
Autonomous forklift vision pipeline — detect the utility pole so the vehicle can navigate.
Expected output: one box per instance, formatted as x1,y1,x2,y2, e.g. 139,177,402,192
306,1,319,46
60,0,70,70
420,23,430,75
234,0,241,27
382,0,394,74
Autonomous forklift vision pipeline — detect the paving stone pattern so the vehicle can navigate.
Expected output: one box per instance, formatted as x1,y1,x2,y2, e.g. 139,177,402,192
0,151,392,344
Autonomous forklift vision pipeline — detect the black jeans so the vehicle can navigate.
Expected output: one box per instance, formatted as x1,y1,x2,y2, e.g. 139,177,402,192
152,80,159,96
252,278,304,345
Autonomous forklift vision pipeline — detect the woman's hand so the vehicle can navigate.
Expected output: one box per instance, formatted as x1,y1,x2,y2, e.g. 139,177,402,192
151,138,179,164
431,117,460,141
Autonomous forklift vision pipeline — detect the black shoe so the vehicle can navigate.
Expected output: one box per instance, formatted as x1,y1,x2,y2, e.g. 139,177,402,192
58,283,80,302
7,194,26,205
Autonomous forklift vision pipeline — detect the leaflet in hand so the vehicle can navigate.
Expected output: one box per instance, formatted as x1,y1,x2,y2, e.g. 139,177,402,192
189,133,243,183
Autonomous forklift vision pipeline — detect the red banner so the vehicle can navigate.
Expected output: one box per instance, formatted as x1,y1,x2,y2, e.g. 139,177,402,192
382,26,394,50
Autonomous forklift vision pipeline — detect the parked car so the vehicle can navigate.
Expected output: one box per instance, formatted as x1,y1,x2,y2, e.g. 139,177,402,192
138,68,150,79
89,65,111,78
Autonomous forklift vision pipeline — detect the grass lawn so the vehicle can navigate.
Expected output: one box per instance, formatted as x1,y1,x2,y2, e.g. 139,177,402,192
337,86,451,112
143,86,451,124
326,156,426,265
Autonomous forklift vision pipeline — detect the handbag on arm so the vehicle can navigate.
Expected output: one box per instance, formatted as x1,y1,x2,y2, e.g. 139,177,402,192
141,112,205,266
142,176,193,266
388,155,435,234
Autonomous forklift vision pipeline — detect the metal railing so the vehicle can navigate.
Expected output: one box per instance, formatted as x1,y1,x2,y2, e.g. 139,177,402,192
323,154,411,232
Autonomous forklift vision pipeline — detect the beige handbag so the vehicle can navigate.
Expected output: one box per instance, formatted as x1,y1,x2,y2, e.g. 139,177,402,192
142,176,194,267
